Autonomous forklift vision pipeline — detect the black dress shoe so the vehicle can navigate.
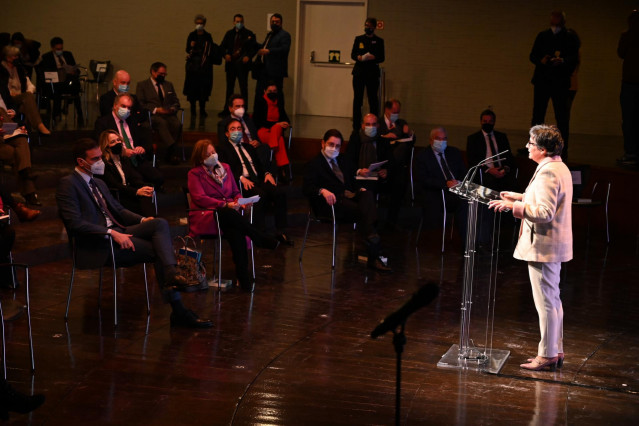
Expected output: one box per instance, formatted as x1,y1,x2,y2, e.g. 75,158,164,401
170,309,213,328
0,381,45,420
24,192,42,206
275,233,294,246
367,258,393,273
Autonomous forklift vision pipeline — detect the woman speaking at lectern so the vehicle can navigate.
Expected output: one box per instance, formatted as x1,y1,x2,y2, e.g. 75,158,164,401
489,125,572,371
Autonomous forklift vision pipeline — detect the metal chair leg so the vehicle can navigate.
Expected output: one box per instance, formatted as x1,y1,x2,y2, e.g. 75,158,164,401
0,299,6,379
442,190,447,253
216,211,223,290
65,249,77,320
24,265,34,372
109,239,118,327
143,264,150,315
331,205,337,270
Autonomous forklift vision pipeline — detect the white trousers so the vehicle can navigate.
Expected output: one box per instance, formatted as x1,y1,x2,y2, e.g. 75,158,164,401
528,261,564,357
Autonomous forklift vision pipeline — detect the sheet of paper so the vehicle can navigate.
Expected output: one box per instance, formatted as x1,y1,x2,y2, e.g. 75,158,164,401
44,71,59,83
368,160,388,173
238,195,260,206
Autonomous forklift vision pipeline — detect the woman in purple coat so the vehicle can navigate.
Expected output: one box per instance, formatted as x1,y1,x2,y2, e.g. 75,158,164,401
187,139,278,291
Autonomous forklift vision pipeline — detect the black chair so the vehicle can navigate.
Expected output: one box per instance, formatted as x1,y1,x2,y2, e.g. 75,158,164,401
63,232,150,327
416,189,454,253
570,165,611,244
87,60,112,102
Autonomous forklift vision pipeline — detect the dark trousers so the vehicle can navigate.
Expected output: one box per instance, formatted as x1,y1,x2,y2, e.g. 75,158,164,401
621,82,639,156
352,73,380,130
336,190,379,260
224,63,250,111
531,83,570,160
51,80,83,122
135,160,164,188
242,180,287,231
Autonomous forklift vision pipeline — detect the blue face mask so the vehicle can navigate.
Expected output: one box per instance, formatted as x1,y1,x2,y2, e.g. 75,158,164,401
235,22,244,30
229,130,243,143
118,84,129,93
432,139,447,154
117,107,131,120
364,126,377,138
55,49,63,56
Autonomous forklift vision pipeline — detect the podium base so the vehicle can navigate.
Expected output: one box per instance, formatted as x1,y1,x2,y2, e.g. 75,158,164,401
437,344,510,374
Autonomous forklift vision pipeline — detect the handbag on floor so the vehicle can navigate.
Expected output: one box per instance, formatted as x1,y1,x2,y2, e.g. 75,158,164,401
174,236,208,292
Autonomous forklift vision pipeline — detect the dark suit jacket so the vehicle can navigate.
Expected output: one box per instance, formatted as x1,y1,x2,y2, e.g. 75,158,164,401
260,29,291,79
94,113,151,154
99,90,145,119
253,93,289,129
217,139,268,184
40,50,76,71
220,27,258,71
303,152,357,216
466,130,517,190
345,129,391,171
351,34,385,78
136,78,181,112
415,146,466,192
217,115,259,144
56,171,143,268
529,28,580,87
98,156,147,198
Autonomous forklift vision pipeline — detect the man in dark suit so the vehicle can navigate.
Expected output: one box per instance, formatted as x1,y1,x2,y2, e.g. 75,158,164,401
345,113,390,191
220,14,258,114
39,36,83,124
415,127,468,241
217,118,291,245
351,17,385,131
94,93,163,187
217,93,271,170
136,62,181,164
253,13,291,108
303,128,391,272
56,138,212,328
98,69,145,121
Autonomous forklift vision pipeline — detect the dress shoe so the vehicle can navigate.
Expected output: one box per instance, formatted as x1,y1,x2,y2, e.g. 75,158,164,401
528,352,564,368
0,381,45,420
170,309,213,329
275,232,294,246
14,203,40,222
367,258,393,273
24,192,42,206
520,356,558,372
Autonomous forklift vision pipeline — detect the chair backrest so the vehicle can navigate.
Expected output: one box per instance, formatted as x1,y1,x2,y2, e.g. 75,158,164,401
88,60,112,82
569,165,591,200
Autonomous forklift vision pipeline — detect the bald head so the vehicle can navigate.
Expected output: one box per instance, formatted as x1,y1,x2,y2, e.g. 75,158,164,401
112,70,131,93
429,127,447,143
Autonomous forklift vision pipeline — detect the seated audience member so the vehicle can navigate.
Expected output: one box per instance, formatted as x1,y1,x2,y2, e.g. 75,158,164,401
136,62,181,165
39,36,83,124
0,376,45,420
253,82,290,182
187,139,279,291
0,183,39,222
415,127,468,242
9,32,40,78
0,88,41,206
302,129,392,272
96,130,156,217
467,109,518,246
217,93,271,170
345,113,390,191
218,118,291,245
56,138,212,328
99,69,145,120
1,46,50,134
95,93,163,187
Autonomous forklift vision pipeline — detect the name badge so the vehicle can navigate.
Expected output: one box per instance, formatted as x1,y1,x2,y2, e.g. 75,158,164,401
359,42,364,49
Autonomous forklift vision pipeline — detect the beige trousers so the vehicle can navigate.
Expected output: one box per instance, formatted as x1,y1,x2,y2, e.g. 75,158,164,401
528,261,564,357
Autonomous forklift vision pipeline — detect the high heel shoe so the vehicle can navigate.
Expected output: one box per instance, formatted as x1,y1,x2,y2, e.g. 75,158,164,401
528,352,564,368
520,356,558,371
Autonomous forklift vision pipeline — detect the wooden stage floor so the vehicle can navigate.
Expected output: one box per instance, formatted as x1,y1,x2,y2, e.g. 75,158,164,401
2,217,638,425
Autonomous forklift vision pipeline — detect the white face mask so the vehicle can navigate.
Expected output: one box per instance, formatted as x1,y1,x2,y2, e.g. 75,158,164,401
195,24,204,31
323,146,339,159
203,153,218,167
233,107,245,118
432,139,447,154
84,159,105,175
116,107,130,120
364,126,377,138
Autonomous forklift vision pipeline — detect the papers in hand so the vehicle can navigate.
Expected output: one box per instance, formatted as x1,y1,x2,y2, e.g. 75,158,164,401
238,195,260,206
361,52,374,61
390,134,415,145
2,123,26,141
368,160,388,173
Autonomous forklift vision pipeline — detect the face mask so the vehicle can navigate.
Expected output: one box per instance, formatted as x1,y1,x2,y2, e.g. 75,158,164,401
389,113,399,123
235,22,244,30
364,126,377,138
229,130,243,144
110,143,123,155
203,153,218,167
155,75,165,84
551,26,561,34
118,84,129,93
233,107,245,118
365,27,374,35
432,139,447,154
324,146,339,159
271,23,281,32
116,107,131,120
266,92,278,101
85,159,105,175
481,123,494,134
195,24,204,31
55,49,63,56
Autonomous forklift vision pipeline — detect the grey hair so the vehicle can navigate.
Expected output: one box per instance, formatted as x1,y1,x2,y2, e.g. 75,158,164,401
529,124,564,157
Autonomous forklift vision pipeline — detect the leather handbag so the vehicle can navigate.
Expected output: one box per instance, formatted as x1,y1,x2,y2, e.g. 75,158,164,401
174,236,208,292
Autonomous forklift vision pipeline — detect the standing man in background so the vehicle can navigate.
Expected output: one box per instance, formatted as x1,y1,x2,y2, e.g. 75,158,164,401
254,13,291,109
618,10,639,167
351,17,385,131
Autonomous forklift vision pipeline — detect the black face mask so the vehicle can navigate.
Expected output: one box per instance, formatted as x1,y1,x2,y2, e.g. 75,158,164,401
266,92,278,101
365,27,374,35
481,123,494,134
155,75,165,84
111,143,123,155
271,24,281,33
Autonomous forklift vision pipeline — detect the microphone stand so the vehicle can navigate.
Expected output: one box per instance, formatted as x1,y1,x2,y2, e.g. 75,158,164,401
460,150,509,197
392,322,406,426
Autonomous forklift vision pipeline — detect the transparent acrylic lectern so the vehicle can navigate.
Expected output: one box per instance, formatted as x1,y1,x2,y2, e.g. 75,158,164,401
437,181,510,374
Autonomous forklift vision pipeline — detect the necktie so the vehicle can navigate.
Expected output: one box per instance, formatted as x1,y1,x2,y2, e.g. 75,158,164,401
156,82,164,103
119,120,137,166
236,143,257,180
233,31,242,57
486,133,501,167
57,54,65,67
259,33,272,64
438,153,454,181
240,119,250,143
330,159,344,183
89,178,124,228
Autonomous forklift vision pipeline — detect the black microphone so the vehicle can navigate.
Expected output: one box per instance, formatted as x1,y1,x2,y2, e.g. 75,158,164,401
371,282,440,339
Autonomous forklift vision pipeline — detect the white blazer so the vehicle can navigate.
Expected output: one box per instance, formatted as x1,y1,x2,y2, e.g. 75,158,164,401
512,156,573,263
